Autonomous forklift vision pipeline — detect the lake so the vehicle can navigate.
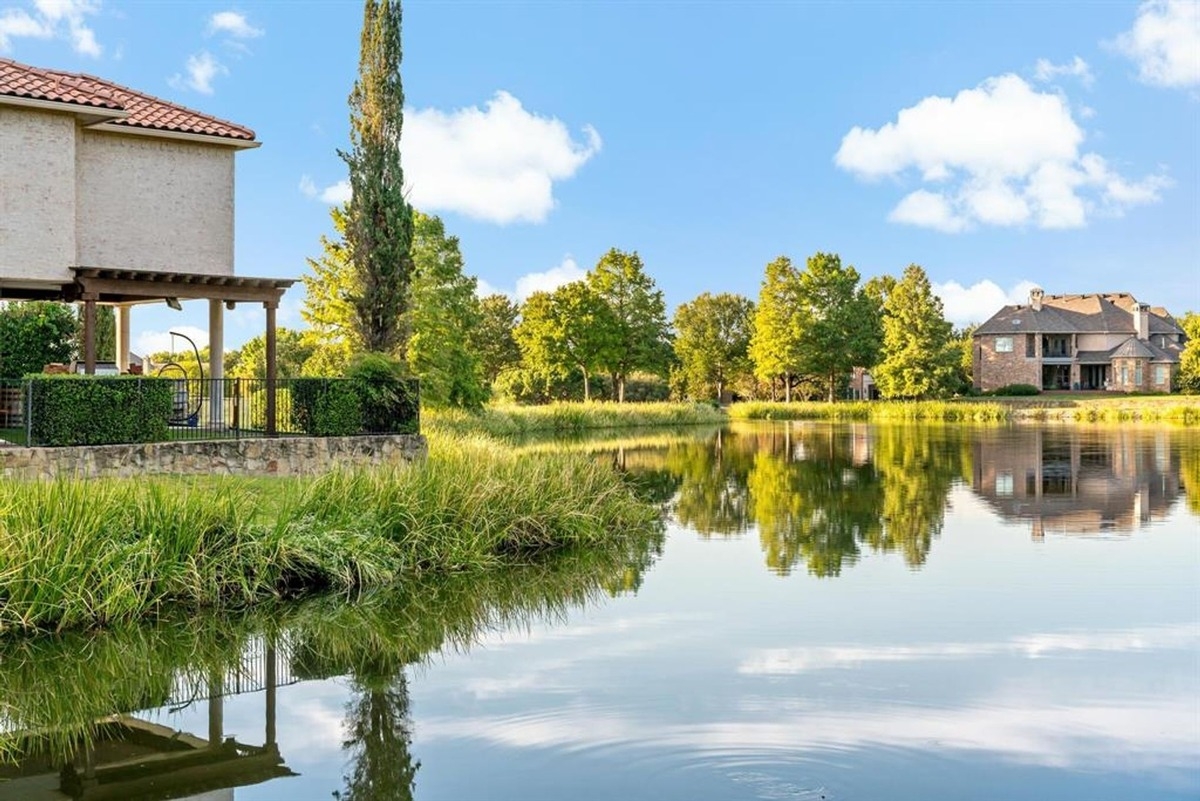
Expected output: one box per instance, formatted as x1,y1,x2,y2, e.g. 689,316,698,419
1,422,1196,800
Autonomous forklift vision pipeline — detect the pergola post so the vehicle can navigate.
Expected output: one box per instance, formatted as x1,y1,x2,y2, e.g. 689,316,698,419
264,300,277,436
208,299,224,426
115,305,131,373
82,294,97,375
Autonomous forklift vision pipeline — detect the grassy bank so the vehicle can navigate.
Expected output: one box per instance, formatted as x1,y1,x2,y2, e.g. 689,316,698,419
728,396,1200,425
424,401,726,439
0,433,659,636
728,400,1011,422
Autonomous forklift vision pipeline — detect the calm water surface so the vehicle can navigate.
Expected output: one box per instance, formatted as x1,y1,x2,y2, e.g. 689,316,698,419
2,422,1197,800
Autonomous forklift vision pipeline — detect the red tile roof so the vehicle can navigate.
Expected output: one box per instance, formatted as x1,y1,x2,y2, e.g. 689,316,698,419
0,58,255,142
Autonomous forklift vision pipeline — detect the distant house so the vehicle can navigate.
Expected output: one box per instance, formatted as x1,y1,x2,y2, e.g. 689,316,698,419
973,289,1185,393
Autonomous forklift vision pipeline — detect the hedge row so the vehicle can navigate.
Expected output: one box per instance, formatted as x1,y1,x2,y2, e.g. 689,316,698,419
28,376,172,446
290,376,419,437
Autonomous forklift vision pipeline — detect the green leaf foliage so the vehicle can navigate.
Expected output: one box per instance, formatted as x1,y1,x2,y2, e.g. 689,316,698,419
1179,312,1200,394
793,252,880,402
28,376,172,446
586,249,671,402
291,380,365,436
749,257,804,399
406,212,487,409
230,328,315,380
342,0,414,354
0,302,78,379
514,284,614,402
673,292,755,400
872,265,960,400
472,294,522,383
347,353,420,433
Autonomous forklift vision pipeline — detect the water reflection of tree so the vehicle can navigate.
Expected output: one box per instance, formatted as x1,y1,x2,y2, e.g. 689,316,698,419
746,429,882,576
669,429,756,536
643,423,967,577
334,674,419,801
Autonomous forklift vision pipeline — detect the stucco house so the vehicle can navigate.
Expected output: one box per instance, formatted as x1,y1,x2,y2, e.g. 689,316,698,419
972,289,1185,393
0,57,293,429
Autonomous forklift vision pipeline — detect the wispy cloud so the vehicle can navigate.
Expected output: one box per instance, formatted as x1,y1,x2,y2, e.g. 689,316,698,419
1034,56,1094,88
0,0,101,56
207,10,262,40
169,51,226,95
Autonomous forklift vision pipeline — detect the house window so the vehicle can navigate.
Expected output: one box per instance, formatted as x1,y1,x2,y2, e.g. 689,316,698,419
1026,334,1036,357
1153,364,1167,385
1120,364,1128,385
1135,363,1143,386
996,472,1013,496
996,336,1013,353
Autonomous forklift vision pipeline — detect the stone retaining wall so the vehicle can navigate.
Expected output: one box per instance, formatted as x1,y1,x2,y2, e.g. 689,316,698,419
0,435,427,480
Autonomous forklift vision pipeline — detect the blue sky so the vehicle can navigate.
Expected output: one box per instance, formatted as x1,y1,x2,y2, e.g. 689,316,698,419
2,0,1197,352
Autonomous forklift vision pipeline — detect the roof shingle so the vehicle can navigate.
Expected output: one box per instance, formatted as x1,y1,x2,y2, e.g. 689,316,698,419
0,57,255,142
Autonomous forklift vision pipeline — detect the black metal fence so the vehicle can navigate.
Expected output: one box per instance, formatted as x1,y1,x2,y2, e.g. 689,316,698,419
0,376,419,447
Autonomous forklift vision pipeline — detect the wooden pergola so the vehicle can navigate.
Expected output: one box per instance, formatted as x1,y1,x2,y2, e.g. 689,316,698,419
69,267,296,434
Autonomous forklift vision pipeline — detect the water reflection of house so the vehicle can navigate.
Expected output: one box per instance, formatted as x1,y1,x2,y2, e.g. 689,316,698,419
969,429,1181,537
0,638,296,801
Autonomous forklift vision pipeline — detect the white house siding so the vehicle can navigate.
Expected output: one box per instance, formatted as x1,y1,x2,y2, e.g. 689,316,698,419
0,107,76,283
76,131,234,275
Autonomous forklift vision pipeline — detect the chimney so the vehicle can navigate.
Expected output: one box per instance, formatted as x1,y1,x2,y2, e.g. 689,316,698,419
1029,287,1044,311
1135,303,1150,341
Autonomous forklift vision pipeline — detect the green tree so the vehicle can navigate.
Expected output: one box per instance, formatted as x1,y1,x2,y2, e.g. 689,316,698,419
302,204,361,376
229,328,314,380
0,302,78,378
794,252,880,402
406,212,487,408
514,283,613,402
951,323,978,394
587,249,670,402
673,292,755,400
472,294,522,383
335,674,419,801
1178,311,1199,393
873,265,959,399
342,0,414,354
76,305,115,363
749,256,804,401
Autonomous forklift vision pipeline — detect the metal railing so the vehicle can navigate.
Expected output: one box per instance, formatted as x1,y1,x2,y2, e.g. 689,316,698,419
0,376,420,447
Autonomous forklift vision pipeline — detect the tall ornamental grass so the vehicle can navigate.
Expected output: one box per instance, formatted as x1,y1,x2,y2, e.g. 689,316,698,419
727,400,1010,422
424,402,726,439
0,434,658,636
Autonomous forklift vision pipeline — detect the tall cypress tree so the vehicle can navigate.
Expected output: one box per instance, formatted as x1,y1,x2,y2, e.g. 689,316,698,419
342,0,414,355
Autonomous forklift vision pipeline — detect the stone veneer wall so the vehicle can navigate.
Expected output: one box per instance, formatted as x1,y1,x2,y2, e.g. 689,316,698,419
0,435,426,480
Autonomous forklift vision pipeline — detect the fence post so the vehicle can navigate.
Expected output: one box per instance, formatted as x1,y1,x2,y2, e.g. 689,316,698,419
24,379,33,446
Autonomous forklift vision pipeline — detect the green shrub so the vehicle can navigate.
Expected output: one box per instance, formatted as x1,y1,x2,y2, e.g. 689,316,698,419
246,387,295,433
27,376,172,446
290,380,362,436
989,383,1040,396
346,353,419,433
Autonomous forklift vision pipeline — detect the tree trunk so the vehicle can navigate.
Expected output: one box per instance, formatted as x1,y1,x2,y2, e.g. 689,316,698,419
617,374,626,403
828,370,836,403
785,373,792,403
581,366,590,402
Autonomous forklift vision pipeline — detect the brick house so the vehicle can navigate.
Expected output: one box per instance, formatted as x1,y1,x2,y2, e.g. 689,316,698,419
973,289,1185,393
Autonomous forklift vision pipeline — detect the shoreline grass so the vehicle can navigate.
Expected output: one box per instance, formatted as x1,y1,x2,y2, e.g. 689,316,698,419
0,432,660,637
728,396,1200,425
424,401,725,439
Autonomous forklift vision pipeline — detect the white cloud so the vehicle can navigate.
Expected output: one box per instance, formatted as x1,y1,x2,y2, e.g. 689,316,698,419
1034,56,1094,88
888,190,969,233
135,326,210,358
835,73,1169,231
404,91,601,224
0,0,99,56
298,175,317,199
933,278,1041,327
1112,0,1200,88
514,258,586,300
298,176,350,204
207,10,262,39
469,257,587,303
170,51,226,95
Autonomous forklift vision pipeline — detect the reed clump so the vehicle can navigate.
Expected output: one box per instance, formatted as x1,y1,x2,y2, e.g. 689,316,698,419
0,433,659,636
424,401,726,439
727,400,1010,422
